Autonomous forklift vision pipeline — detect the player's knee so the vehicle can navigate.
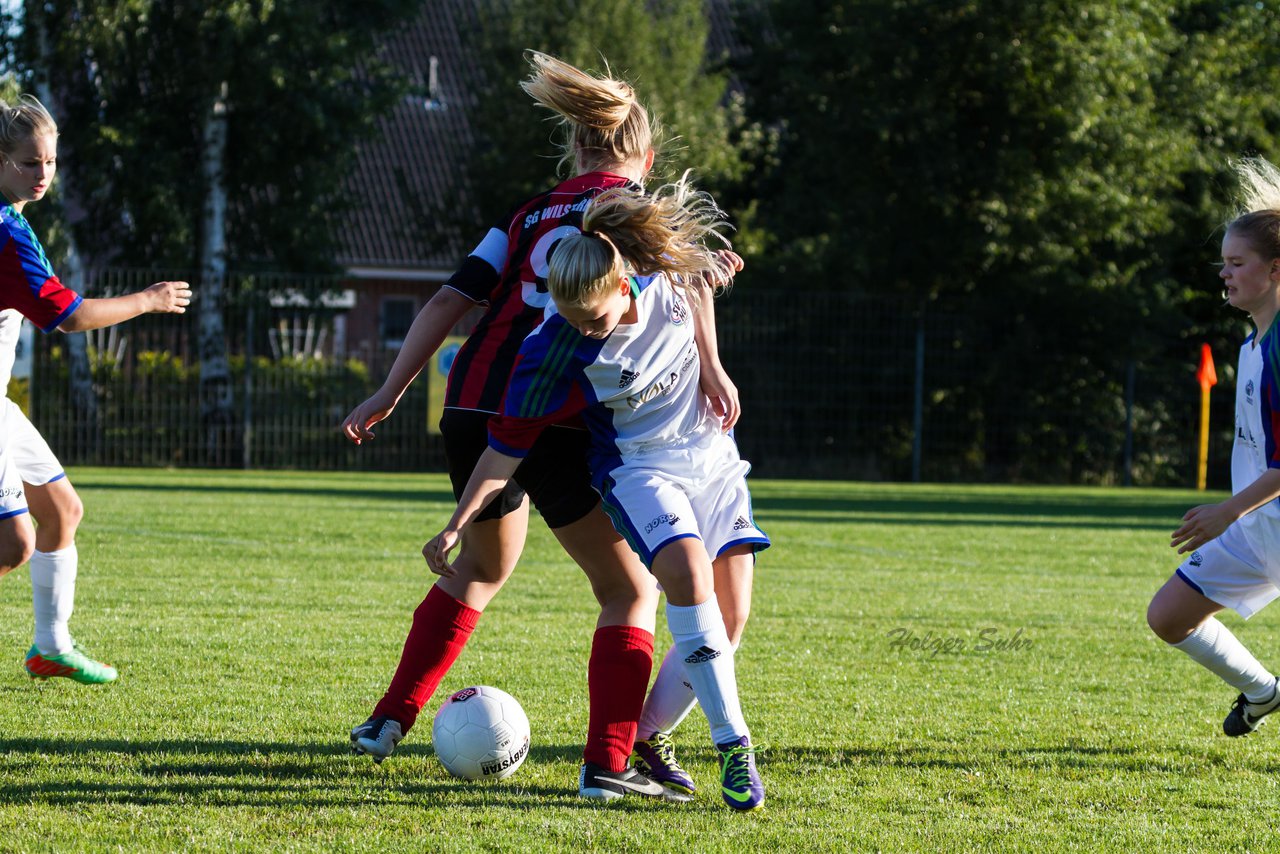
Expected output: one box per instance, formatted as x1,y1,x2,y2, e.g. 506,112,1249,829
0,531,35,576
722,606,749,645
1146,599,1190,644
60,491,85,532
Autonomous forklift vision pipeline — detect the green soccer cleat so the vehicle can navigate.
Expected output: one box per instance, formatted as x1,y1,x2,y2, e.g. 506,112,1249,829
717,736,765,812
25,642,118,684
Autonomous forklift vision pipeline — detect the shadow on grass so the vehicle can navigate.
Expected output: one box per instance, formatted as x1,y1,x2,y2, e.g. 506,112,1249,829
75,481,456,506
771,743,1201,774
752,489,1197,531
0,738,660,811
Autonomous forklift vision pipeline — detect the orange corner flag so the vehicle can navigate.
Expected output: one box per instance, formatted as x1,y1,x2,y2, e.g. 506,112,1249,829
1197,343,1218,389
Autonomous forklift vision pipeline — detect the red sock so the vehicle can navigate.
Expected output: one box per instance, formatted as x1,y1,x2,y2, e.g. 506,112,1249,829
372,585,481,733
582,625,655,773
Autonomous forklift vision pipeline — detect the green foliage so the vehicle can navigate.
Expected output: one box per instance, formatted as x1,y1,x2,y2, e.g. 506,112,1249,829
0,0,422,271
462,0,761,224
734,0,1280,481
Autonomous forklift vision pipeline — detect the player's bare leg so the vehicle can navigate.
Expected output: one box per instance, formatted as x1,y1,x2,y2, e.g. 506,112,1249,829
651,539,762,811
0,512,35,578
1149,574,1280,735
21,477,115,684
353,500,529,761
635,545,755,794
553,508,686,802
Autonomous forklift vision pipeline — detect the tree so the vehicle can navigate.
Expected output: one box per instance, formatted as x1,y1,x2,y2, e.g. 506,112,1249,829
461,0,761,230
734,0,1280,483
1,0,421,461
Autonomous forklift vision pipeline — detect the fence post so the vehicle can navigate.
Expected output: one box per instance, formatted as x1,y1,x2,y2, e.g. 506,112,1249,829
243,299,254,470
911,303,925,483
1123,359,1135,487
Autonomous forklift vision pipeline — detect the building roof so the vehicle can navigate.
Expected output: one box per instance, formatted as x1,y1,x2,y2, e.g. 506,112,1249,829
337,0,745,276
337,1,481,273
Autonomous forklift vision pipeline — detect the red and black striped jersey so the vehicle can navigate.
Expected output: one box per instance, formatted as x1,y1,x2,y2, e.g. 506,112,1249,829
442,171,636,412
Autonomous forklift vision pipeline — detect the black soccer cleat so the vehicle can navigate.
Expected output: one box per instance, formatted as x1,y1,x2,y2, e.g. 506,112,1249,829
1224,682,1280,737
350,714,404,762
578,761,693,803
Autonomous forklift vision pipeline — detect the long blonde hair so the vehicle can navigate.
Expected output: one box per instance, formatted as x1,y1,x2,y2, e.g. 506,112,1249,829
547,173,729,310
520,51,659,174
1228,157,1280,260
0,94,56,156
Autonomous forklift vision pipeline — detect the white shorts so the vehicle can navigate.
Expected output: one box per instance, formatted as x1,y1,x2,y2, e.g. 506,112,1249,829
0,397,64,520
1177,521,1280,619
594,431,770,567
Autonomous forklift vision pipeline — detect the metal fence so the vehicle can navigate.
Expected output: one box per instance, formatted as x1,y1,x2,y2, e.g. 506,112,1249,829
21,269,1234,487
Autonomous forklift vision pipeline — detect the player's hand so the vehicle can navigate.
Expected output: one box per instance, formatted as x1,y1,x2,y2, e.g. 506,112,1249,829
424,529,460,577
705,250,744,291
340,389,398,445
1171,503,1237,554
699,361,740,432
143,281,192,314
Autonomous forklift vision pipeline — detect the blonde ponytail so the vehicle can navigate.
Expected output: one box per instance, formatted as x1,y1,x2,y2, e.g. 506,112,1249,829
520,51,658,173
548,173,730,309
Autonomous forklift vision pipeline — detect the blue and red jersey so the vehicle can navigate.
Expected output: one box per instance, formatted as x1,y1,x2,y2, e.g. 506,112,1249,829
0,204,79,333
488,275,716,484
442,171,636,413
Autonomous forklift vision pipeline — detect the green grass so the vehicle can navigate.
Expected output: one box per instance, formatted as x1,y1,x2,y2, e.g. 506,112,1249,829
0,470,1274,851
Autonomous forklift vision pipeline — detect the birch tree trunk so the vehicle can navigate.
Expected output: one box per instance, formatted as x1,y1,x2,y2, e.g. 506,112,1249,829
29,4,98,459
198,81,233,465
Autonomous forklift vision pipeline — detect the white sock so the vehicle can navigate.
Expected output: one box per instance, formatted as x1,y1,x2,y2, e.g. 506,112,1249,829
638,645,699,738
1172,617,1276,702
30,544,77,655
665,598,748,746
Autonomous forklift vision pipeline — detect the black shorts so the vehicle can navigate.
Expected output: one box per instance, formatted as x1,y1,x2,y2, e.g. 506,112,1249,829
440,407,600,529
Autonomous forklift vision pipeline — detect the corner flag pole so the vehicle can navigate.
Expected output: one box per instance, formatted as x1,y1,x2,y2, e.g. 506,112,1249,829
1196,343,1218,491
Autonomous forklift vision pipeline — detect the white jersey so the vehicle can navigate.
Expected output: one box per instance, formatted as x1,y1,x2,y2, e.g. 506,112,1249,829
1231,329,1280,564
0,308,21,396
488,274,719,474
487,273,768,565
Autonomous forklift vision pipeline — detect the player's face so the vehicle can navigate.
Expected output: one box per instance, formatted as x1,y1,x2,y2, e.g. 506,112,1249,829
556,278,632,339
1221,230,1280,316
0,132,56,208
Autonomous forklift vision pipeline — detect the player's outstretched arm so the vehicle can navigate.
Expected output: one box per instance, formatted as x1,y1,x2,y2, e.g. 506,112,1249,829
693,251,743,431
1172,468,1280,553
424,446,522,576
340,287,475,444
58,281,191,332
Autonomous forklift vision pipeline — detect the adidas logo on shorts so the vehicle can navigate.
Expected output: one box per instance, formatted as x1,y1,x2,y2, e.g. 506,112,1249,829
619,369,639,388
732,516,751,531
684,645,721,664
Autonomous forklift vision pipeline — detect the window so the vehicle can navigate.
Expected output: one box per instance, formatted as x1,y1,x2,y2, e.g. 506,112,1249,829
381,297,416,347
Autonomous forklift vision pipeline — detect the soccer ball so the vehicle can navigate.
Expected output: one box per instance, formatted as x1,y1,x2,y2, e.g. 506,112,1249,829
432,685,531,781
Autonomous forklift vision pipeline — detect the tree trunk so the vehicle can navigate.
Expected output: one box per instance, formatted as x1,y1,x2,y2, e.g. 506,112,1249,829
29,4,98,461
198,81,234,465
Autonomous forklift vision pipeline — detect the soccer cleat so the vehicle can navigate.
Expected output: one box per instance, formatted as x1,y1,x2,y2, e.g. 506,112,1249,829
578,761,693,803
350,715,403,762
1224,681,1280,737
24,643,118,685
717,736,764,811
632,731,696,795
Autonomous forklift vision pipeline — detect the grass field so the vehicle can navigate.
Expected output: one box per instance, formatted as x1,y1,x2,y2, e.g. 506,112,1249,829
0,468,1276,852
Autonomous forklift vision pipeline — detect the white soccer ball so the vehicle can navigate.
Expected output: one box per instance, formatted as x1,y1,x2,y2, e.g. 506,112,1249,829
431,685,531,781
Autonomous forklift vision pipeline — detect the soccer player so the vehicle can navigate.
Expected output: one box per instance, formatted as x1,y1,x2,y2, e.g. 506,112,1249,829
341,52,737,802
1147,156,1280,736
425,177,769,812
0,95,191,683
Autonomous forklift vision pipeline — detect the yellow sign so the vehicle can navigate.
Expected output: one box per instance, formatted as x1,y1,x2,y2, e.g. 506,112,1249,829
428,336,467,435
